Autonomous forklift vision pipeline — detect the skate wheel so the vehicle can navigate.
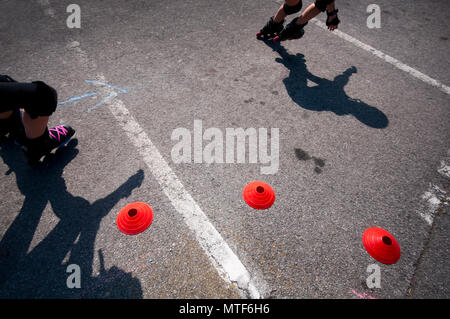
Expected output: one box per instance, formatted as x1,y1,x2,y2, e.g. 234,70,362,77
256,31,262,37
273,36,280,43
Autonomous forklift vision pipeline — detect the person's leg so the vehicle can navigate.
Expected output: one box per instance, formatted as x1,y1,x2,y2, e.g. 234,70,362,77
0,110,16,140
296,0,339,29
0,81,52,141
295,3,322,25
0,111,13,120
21,112,49,139
275,0,338,41
274,0,302,23
1,110,50,139
0,109,23,142
0,75,19,123
0,78,75,164
257,0,302,39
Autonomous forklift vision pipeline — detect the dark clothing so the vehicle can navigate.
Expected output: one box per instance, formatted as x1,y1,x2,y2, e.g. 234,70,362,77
0,75,57,118
315,0,335,12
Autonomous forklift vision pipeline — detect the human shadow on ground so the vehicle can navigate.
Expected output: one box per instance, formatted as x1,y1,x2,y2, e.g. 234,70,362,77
261,40,388,129
0,140,144,298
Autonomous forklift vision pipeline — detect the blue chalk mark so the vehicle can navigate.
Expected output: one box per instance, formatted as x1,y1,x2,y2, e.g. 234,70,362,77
58,80,129,112
87,92,117,112
84,80,128,94
58,92,97,106
84,80,128,112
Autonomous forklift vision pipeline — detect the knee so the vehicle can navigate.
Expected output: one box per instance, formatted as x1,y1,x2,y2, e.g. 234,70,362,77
25,81,58,119
283,0,302,15
314,0,335,12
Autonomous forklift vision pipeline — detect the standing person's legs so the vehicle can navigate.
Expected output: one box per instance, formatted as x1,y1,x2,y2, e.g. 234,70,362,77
275,0,339,41
0,80,54,140
1,111,50,140
273,0,303,23
295,0,338,28
257,0,303,39
0,78,75,164
295,3,322,25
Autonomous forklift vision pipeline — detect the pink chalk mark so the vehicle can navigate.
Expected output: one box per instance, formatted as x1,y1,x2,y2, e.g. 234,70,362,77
351,288,376,299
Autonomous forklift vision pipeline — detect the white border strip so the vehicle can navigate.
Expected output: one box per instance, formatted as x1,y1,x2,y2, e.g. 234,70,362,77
312,19,450,95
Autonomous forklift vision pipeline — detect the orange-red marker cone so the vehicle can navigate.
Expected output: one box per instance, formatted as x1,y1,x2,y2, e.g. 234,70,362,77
363,227,400,264
243,181,275,210
116,202,154,235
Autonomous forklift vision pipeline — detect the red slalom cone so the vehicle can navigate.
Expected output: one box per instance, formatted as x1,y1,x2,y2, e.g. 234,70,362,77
363,227,400,264
243,181,275,210
116,202,154,235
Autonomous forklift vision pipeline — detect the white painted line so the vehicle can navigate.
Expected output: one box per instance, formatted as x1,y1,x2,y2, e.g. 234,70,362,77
105,90,265,298
437,161,450,179
311,19,450,95
418,155,450,225
419,184,445,226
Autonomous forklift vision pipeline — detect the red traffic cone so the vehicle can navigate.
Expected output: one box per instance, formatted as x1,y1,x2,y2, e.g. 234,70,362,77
116,202,154,235
363,227,400,264
243,181,275,210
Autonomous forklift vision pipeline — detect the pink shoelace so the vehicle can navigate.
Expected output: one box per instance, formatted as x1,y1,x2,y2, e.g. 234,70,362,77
48,126,68,142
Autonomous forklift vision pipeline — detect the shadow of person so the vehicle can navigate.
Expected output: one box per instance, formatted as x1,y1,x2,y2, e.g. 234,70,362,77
83,249,143,298
0,140,144,298
261,40,388,129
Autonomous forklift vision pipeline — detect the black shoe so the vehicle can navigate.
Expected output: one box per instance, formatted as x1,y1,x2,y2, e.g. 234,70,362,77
274,18,307,42
257,16,285,39
22,125,75,165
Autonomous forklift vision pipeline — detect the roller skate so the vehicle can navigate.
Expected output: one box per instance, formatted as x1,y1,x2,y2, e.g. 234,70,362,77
257,16,285,40
273,18,307,42
21,125,75,166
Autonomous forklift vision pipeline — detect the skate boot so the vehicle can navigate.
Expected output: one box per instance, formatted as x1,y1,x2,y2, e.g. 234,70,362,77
0,108,26,145
21,125,75,165
273,18,307,42
257,16,285,39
